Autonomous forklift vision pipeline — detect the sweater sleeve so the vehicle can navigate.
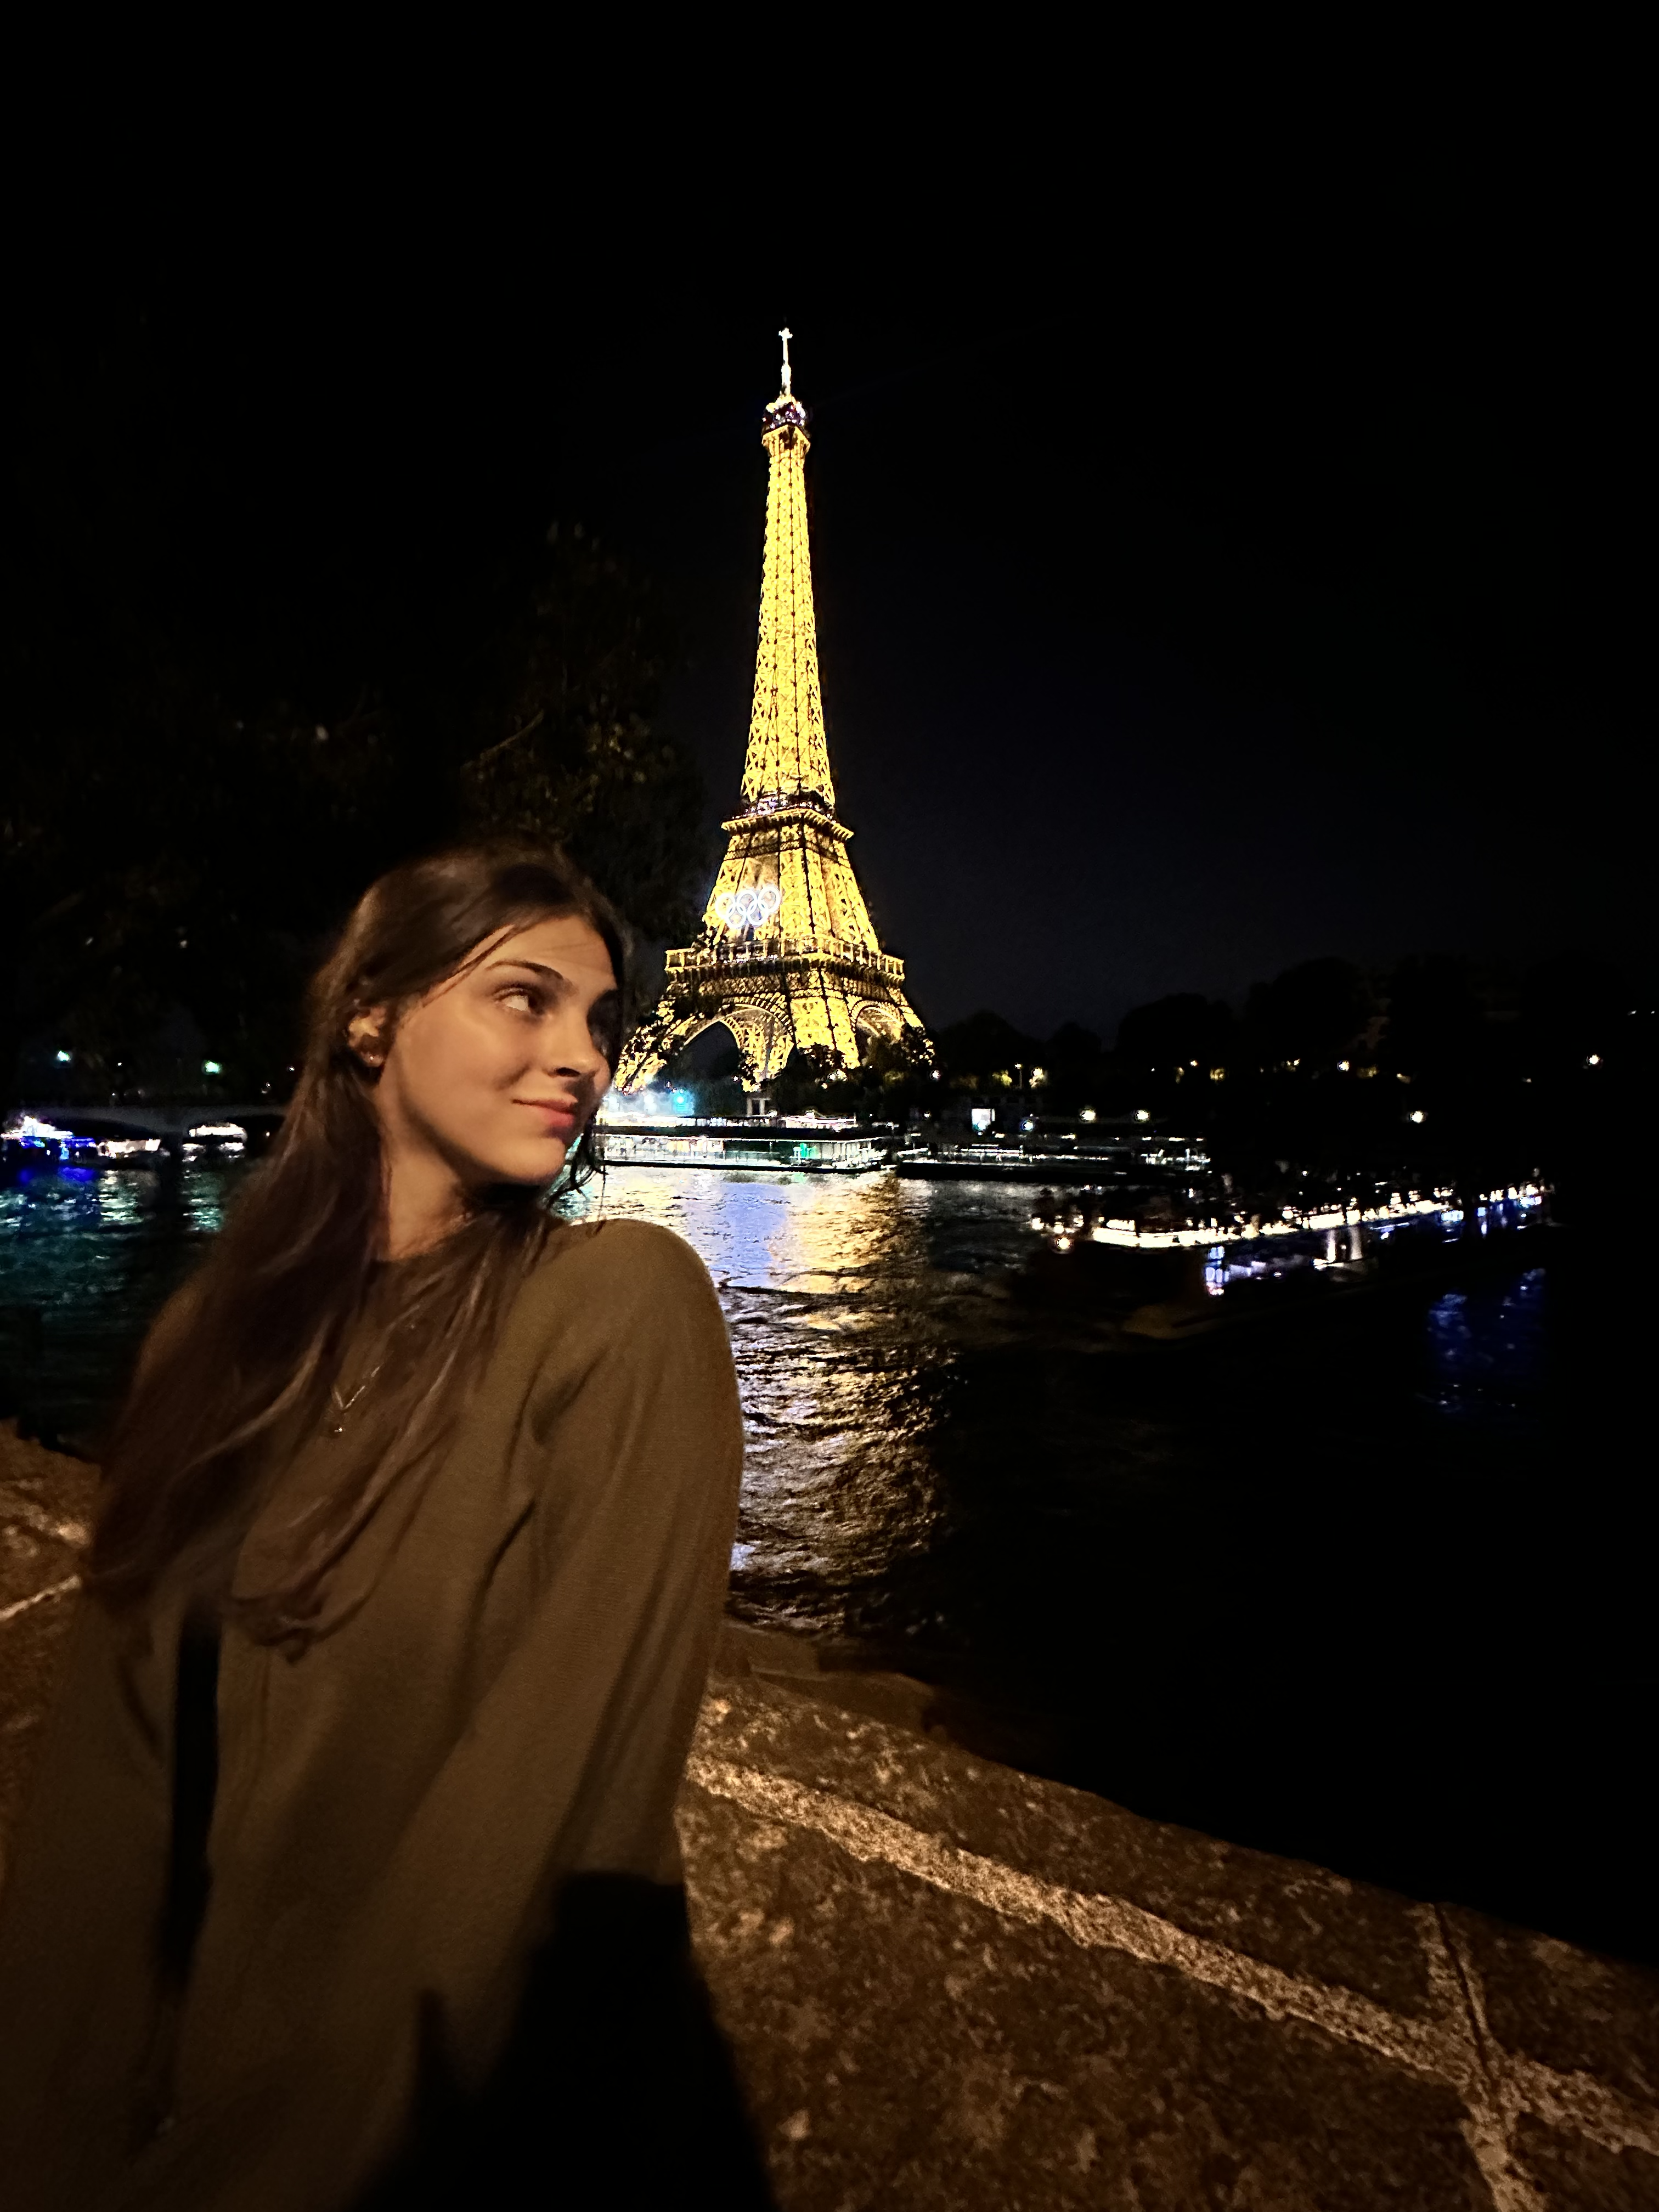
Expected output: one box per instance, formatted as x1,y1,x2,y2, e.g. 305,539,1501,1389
122,1218,748,2212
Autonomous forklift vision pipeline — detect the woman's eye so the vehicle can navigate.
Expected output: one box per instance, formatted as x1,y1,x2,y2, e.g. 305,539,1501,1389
499,986,539,1014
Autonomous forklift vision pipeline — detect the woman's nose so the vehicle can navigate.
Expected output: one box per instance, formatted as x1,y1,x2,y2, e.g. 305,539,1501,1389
545,1012,609,1078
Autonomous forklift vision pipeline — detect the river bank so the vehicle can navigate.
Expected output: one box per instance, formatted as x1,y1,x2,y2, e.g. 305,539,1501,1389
2,1424,1655,2209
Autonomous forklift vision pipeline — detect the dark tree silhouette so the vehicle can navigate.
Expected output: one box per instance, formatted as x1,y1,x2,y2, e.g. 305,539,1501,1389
1115,993,1235,1073
1,508,706,1103
1243,960,1371,1069
932,1010,1042,1086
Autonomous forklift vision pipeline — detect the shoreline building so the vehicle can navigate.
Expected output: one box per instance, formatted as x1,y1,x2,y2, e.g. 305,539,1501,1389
618,334,927,1092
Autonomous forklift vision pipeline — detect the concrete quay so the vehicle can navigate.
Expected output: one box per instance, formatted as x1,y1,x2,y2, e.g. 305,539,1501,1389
4,1424,1656,2209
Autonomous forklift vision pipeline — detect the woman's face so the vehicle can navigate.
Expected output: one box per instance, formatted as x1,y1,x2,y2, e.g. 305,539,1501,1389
359,912,620,1189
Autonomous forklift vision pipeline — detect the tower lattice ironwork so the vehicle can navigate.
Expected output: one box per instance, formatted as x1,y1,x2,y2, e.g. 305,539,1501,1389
618,333,927,1091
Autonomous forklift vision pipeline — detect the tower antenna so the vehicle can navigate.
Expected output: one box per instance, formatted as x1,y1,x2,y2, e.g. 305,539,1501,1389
778,326,793,395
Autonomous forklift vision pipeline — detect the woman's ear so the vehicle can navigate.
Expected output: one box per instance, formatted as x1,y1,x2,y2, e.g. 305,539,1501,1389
346,1007,391,1069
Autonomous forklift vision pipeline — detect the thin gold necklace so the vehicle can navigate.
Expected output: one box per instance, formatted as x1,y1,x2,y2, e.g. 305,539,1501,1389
326,1365,382,1437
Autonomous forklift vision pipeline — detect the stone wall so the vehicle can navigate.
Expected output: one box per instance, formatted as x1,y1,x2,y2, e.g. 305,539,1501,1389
4,1426,1656,2209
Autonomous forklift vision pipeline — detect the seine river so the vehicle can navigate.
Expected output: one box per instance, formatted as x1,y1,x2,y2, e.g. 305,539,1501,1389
4,1157,1649,1960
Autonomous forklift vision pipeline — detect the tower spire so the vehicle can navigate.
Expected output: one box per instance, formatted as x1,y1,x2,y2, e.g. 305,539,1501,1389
746,336,832,810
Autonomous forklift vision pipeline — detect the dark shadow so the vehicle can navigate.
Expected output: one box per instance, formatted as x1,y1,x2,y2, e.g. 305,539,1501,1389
356,1874,775,2210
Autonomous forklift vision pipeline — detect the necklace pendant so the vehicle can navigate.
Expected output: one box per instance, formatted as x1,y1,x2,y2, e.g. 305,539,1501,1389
325,1362,380,1438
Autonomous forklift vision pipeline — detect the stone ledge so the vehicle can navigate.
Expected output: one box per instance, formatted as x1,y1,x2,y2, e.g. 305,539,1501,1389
5,1437,1657,2208
696,1626,1659,2211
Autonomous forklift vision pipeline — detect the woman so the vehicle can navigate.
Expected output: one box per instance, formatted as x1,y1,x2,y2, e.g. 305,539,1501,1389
0,842,770,2209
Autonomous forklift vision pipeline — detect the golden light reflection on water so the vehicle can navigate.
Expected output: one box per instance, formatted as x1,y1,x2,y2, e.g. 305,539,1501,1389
2,1162,1048,1641
580,1168,1042,1637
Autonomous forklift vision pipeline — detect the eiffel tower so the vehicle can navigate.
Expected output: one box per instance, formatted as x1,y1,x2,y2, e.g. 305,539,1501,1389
618,332,927,1092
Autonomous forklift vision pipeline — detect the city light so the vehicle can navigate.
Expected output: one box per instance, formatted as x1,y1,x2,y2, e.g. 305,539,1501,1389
54,1049,71,1065
1036,1186,1547,1254
1410,1110,1425,1123
202,1059,223,1076
1135,1109,1150,1123
4,1114,74,1144
599,1087,702,1124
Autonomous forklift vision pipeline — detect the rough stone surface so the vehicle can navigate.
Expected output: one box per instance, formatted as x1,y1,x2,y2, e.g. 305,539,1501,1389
689,1635,1659,2209
679,1780,1485,2210
1511,2117,1659,2212
1449,1911,1659,2110
4,1435,1658,2208
708,1634,1437,2019
0,1423,96,1876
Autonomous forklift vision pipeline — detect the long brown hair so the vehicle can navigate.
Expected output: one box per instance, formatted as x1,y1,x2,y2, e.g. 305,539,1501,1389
88,839,630,1641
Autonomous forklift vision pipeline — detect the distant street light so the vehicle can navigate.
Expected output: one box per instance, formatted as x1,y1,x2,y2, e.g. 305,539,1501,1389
202,1060,223,1076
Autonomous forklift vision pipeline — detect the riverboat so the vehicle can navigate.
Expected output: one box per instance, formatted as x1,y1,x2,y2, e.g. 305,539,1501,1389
596,1116,901,1175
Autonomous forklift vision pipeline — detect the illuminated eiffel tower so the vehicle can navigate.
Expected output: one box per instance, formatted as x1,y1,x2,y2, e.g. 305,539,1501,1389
618,332,927,1091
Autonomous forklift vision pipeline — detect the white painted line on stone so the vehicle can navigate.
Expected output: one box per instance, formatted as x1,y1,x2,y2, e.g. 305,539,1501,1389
1418,1907,1547,2212
0,1575,80,1627
686,1753,1659,2207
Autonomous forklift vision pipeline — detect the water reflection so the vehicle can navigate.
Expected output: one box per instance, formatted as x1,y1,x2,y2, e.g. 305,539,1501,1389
580,1170,1047,1633
3,1161,1554,1638
1421,1269,1546,1427
2,1163,234,1443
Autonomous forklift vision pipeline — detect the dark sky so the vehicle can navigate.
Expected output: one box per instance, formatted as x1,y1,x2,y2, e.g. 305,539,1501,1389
12,105,1640,1041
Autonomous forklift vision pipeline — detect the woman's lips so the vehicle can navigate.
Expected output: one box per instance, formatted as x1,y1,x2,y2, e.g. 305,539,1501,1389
517,1099,580,1135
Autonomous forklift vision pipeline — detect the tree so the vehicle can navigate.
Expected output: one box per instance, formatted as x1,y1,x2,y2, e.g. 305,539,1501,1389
1378,955,1481,1082
1,510,707,1102
1115,994,1234,1074
1243,960,1370,1070
770,1044,842,1115
1029,1022,1108,1113
933,1009,1042,1088
449,525,707,945
1519,951,1635,1076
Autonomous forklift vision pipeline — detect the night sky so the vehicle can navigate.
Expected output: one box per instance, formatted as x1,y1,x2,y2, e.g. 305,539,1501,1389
12,108,1638,1041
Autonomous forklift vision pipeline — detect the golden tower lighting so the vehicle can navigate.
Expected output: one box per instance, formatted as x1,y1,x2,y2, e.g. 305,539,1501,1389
618,331,928,1091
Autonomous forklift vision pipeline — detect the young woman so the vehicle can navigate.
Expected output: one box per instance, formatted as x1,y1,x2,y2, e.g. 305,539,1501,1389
0,842,770,2209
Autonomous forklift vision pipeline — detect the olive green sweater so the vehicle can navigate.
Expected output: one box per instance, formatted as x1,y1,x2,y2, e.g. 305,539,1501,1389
0,1219,744,2210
